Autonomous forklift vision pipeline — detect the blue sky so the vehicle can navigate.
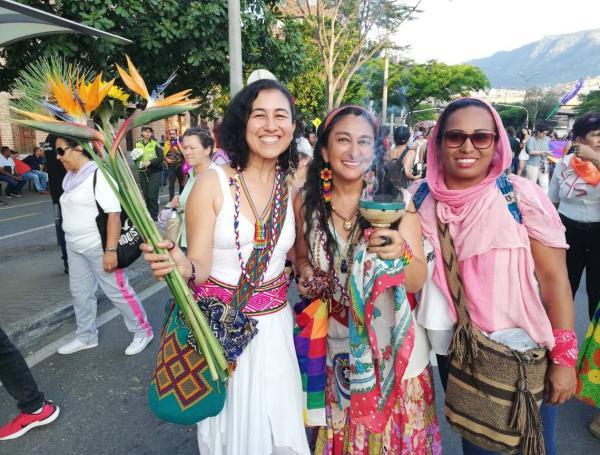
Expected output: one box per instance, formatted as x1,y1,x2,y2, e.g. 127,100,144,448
398,0,600,64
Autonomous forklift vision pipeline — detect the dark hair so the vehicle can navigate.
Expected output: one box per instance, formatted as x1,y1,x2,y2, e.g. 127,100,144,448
436,98,498,146
506,126,516,136
572,112,600,141
141,126,153,132
182,127,215,156
60,137,93,160
393,126,410,145
1,146,10,155
220,79,298,172
535,121,550,133
303,106,381,258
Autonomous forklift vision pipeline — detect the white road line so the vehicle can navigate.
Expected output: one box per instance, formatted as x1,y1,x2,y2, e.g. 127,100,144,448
24,281,167,369
0,223,54,240
0,200,50,211
0,212,38,223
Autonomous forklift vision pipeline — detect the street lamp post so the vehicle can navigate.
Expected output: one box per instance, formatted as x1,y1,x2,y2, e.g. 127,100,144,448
382,51,389,124
228,0,243,97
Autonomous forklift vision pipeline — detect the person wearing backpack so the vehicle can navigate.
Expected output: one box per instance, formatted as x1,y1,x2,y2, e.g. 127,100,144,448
383,126,412,193
409,98,576,455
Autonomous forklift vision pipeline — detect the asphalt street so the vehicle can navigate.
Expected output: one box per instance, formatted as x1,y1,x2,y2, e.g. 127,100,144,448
0,193,599,454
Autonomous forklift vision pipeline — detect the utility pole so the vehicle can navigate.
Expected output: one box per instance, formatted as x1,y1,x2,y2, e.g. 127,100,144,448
228,0,243,97
382,51,389,124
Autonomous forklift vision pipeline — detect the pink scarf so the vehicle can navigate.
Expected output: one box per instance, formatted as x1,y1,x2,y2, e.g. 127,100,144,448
413,98,565,344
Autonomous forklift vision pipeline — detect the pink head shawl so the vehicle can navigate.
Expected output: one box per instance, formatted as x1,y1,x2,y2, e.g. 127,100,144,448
414,98,565,324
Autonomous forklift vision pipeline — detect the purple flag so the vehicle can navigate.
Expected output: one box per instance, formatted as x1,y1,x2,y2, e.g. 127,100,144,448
560,79,584,104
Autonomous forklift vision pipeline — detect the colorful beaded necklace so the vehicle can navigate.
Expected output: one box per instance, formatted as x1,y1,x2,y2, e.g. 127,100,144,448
238,170,277,249
230,166,285,288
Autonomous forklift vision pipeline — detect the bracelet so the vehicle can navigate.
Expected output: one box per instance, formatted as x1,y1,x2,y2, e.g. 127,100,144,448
186,261,196,288
166,240,176,251
104,247,117,253
549,328,578,368
400,240,413,267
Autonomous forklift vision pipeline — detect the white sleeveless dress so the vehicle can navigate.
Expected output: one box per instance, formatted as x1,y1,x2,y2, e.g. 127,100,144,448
196,166,310,455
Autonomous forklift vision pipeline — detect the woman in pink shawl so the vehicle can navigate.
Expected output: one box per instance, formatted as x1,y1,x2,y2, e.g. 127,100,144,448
410,98,577,455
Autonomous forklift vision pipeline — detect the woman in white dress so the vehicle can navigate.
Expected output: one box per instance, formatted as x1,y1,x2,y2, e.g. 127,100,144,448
142,79,310,455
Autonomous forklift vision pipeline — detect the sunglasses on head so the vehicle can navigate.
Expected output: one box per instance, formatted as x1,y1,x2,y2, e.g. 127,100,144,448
443,130,496,149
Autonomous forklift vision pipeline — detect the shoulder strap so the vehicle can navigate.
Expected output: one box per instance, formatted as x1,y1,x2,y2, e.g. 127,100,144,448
496,175,522,224
413,181,430,210
437,217,478,364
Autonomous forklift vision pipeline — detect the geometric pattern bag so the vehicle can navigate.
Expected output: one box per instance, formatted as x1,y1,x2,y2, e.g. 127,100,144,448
437,217,549,455
148,299,227,425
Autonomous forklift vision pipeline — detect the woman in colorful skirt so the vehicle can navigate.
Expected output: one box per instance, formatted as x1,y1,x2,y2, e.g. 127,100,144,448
294,105,442,454
142,79,310,455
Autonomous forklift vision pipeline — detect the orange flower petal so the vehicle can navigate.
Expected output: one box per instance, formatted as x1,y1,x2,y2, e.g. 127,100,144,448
125,55,150,100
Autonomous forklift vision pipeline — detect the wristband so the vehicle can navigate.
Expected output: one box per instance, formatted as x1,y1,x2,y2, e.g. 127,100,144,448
549,328,578,368
105,247,117,253
186,261,196,288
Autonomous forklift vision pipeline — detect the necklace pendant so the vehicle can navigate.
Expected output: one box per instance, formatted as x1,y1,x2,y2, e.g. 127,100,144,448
343,220,352,231
341,259,347,273
253,219,268,249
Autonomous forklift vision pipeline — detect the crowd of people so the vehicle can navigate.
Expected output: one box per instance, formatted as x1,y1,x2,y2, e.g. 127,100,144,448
0,75,599,455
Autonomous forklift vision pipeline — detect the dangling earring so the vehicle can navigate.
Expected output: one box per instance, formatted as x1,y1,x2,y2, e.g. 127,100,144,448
320,163,332,203
286,144,295,174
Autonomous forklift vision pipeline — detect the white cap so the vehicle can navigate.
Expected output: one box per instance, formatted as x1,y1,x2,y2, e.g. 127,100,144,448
247,69,277,85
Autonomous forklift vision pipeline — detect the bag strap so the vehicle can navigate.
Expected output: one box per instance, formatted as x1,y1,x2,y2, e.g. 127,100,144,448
436,216,479,365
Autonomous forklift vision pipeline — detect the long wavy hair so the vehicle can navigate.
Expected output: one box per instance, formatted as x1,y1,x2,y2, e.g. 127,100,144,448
303,106,382,260
220,79,299,173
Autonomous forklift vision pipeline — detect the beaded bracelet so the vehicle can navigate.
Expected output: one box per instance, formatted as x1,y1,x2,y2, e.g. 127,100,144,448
549,328,578,368
400,240,414,267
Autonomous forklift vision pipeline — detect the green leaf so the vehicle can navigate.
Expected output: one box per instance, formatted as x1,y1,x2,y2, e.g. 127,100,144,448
10,118,105,142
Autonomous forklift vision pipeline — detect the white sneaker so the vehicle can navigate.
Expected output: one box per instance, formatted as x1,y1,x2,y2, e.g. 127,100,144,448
125,333,154,356
57,338,98,355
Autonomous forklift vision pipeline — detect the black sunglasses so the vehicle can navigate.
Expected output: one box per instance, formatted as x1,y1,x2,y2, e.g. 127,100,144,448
443,130,497,149
56,146,76,156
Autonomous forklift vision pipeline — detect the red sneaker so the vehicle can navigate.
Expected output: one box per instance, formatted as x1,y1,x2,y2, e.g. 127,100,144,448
0,401,59,440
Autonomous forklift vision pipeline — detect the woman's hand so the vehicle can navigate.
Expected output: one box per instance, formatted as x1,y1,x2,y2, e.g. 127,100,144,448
103,251,118,273
366,228,406,260
296,263,315,298
170,195,180,209
575,143,600,163
140,240,191,281
545,364,577,405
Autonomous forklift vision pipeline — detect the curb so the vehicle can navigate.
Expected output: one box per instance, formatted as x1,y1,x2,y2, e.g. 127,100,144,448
7,261,157,352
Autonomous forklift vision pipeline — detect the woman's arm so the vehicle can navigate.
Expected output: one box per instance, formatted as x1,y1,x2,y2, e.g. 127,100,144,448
103,212,121,272
185,170,220,284
530,238,577,405
292,192,314,296
403,149,419,180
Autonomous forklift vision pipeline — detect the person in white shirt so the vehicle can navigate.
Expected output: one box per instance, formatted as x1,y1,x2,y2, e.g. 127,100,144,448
0,146,26,197
549,112,600,321
55,137,153,356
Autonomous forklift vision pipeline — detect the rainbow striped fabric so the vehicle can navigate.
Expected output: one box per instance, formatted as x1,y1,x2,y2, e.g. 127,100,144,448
293,297,328,426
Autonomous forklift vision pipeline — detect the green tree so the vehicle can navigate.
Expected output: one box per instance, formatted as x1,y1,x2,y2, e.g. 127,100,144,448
403,61,490,112
0,0,307,116
574,90,600,116
295,0,422,110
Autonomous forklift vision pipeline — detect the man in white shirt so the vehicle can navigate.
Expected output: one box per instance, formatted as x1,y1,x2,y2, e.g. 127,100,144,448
0,146,26,197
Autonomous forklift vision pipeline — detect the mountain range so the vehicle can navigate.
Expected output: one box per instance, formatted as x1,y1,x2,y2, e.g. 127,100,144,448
469,28,600,89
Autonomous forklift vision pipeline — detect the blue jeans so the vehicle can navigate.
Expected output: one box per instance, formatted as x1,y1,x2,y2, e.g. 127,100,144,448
437,354,558,455
27,170,48,191
0,173,26,194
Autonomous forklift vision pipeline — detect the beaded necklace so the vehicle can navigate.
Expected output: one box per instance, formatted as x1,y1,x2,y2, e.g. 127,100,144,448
230,166,285,288
313,216,359,306
238,170,276,249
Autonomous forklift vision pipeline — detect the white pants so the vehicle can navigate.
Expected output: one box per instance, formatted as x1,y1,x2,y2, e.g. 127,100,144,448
67,244,152,343
525,165,549,193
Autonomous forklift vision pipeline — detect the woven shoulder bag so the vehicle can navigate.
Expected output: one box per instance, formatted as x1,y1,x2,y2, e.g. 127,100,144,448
437,217,548,455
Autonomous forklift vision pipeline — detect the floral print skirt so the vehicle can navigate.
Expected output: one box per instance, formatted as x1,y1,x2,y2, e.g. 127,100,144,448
314,366,442,455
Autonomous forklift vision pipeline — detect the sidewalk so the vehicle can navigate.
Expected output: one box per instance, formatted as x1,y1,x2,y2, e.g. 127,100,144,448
1,241,158,351
1,184,172,352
